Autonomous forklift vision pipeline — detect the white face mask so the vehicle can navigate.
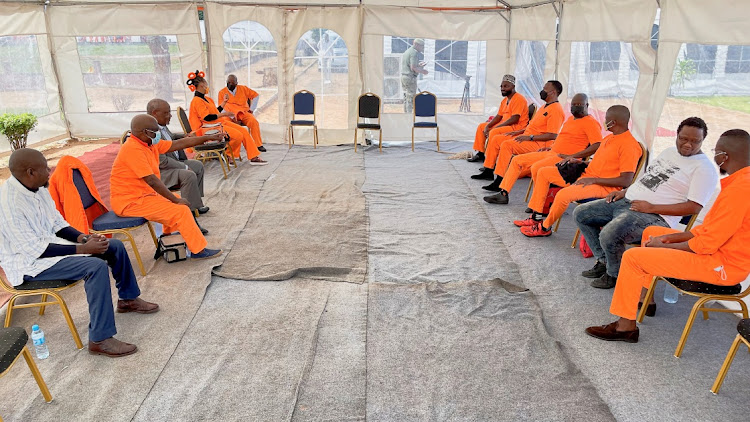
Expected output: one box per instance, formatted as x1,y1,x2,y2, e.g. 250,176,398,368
605,120,615,131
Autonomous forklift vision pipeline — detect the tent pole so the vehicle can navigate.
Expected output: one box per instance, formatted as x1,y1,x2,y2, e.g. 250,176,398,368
553,0,563,79
43,1,73,140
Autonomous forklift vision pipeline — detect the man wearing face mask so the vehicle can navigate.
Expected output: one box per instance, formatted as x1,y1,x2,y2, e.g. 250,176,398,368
483,93,602,204
472,80,565,181
468,75,528,163
519,105,642,238
574,117,718,290
110,114,223,260
586,129,750,343
217,74,266,152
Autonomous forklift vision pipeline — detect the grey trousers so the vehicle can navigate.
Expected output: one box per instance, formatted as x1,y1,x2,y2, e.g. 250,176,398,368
573,198,669,277
161,159,205,210
401,74,418,113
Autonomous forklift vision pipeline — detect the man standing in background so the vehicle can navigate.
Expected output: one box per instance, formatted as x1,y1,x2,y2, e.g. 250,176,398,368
401,38,428,113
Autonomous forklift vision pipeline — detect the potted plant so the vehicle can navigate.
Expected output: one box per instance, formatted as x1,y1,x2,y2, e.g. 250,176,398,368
0,113,38,151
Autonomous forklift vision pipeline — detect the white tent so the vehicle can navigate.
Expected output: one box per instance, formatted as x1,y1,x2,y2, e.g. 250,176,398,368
0,0,748,153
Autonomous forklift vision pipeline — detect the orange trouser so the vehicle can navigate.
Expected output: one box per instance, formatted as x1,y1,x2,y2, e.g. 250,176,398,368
223,121,260,160
473,124,515,154
483,131,518,168
610,226,736,320
237,111,263,147
528,166,616,228
499,151,561,194
494,140,553,177
119,194,207,253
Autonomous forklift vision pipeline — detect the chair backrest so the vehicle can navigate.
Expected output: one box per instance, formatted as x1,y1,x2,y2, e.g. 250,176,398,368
681,214,699,231
293,90,315,116
358,93,381,119
119,130,130,144
528,103,537,121
177,106,192,133
634,142,649,179
414,91,437,118
72,169,98,210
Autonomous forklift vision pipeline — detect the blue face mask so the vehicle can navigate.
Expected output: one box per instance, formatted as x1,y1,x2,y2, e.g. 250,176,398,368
145,129,162,145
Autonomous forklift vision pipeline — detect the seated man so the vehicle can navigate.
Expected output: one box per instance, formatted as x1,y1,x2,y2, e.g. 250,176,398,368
147,98,209,216
518,105,642,238
468,74,528,163
0,148,159,357
110,114,224,259
472,80,565,180
575,117,718,289
218,74,266,152
586,130,750,343
483,93,602,203
187,72,267,165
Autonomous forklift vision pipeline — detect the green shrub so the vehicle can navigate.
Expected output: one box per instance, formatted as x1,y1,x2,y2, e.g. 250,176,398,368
0,113,38,151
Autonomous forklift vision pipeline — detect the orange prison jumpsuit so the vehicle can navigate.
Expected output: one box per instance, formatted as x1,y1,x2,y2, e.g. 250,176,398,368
528,130,642,229
610,167,750,320
217,85,263,147
189,93,260,160
472,92,529,154
484,101,565,170
110,135,207,254
499,115,602,193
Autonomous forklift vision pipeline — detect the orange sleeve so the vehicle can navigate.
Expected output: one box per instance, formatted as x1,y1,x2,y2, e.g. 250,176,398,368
617,140,642,174
194,98,212,120
584,118,603,145
156,140,173,155
242,86,259,100
508,95,526,117
125,146,158,179
218,87,229,102
689,185,750,254
545,106,565,134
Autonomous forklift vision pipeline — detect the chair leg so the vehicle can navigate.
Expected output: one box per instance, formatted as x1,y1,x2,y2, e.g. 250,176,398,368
4,295,17,327
122,230,147,276
675,296,712,357
571,229,581,249
39,293,48,316
314,125,318,149
146,222,159,247
553,217,561,233
22,347,52,402
436,127,440,152
711,334,744,394
525,180,533,202
637,276,659,323
288,126,292,149
378,129,383,153
354,128,358,152
411,127,415,152
49,291,83,350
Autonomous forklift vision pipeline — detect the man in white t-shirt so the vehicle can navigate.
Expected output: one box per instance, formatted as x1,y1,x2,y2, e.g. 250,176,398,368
573,117,719,289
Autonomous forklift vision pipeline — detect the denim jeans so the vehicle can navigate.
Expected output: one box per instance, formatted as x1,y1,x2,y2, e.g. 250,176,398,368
573,198,669,277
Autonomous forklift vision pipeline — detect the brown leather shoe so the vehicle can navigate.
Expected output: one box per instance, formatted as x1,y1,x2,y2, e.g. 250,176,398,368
88,337,137,357
117,297,160,314
585,321,639,343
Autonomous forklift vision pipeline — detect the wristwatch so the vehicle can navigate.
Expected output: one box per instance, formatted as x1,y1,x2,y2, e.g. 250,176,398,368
530,135,535,141
80,235,91,244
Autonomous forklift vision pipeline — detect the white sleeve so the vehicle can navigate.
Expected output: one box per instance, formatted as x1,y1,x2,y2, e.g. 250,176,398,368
686,160,720,206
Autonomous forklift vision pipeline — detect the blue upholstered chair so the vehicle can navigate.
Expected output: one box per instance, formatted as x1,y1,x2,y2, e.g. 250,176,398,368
412,91,439,152
288,90,318,149
0,327,53,410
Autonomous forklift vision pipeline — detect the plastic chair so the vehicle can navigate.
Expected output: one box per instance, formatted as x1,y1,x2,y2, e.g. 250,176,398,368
288,90,318,149
711,318,750,394
354,93,382,153
72,169,158,276
0,327,53,411
412,91,439,152
1,270,83,350
177,107,234,178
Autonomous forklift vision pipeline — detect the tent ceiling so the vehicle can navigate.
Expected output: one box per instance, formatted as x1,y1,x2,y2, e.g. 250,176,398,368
42,0,559,8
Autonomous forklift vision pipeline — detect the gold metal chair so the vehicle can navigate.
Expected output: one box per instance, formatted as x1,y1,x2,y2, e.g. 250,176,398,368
289,90,318,149
177,107,234,179
0,327,53,412
354,92,382,153
412,91,439,152
1,271,83,350
711,318,750,394
638,277,749,358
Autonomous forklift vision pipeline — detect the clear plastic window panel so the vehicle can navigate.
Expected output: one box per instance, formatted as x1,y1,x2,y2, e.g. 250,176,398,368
514,40,548,110
0,35,50,116
655,43,750,156
568,41,640,126
75,36,186,113
293,28,348,129
382,36,486,114
223,21,278,124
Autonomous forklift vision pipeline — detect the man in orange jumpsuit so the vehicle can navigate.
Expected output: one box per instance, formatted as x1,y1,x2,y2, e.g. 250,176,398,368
188,73,267,165
518,105,642,238
110,114,223,259
472,80,565,181
218,74,266,152
483,93,602,202
467,74,528,163
586,129,750,343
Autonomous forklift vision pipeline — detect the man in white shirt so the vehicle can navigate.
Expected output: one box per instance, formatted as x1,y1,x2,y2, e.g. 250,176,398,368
574,117,719,289
0,148,159,357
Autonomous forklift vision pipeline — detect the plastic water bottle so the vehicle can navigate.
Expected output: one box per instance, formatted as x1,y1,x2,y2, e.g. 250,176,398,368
153,223,163,238
31,325,49,359
663,284,679,304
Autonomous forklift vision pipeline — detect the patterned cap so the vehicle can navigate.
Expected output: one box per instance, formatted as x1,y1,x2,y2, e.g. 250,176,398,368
502,74,516,85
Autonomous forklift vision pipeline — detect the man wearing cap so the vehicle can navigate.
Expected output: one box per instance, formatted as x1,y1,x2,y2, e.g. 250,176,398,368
401,38,428,113
468,74,529,163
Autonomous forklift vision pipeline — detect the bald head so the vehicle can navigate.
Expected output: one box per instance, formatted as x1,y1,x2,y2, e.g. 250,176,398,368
715,129,750,175
570,93,589,118
131,114,160,145
605,105,630,134
226,74,238,91
146,98,171,126
9,148,50,190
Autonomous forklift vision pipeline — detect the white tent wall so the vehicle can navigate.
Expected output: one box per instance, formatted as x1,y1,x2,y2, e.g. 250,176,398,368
0,3,67,153
47,3,203,138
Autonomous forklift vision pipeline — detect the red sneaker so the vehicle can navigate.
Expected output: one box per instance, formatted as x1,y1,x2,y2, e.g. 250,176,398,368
513,216,542,227
520,222,552,237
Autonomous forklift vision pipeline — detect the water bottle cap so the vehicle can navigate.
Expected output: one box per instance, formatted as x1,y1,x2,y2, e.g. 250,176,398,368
32,324,39,331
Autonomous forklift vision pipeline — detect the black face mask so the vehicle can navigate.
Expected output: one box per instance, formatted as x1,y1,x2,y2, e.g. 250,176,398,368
539,90,548,101
227,83,236,91
570,105,585,117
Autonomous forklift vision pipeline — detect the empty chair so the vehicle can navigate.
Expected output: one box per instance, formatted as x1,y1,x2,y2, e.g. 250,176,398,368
0,327,53,412
289,90,319,149
711,318,750,394
354,92,382,153
411,91,439,152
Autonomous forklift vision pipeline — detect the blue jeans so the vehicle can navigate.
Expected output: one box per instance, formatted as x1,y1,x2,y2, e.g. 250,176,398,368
573,198,669,277
21,239,140,342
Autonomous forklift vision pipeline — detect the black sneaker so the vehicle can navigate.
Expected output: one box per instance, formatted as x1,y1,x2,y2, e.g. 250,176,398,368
258,146,267,152
591,274,617,289
524,207,533,214
471,168,495,180
467,152,485,162
483,191,509,204
582,261,607,279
